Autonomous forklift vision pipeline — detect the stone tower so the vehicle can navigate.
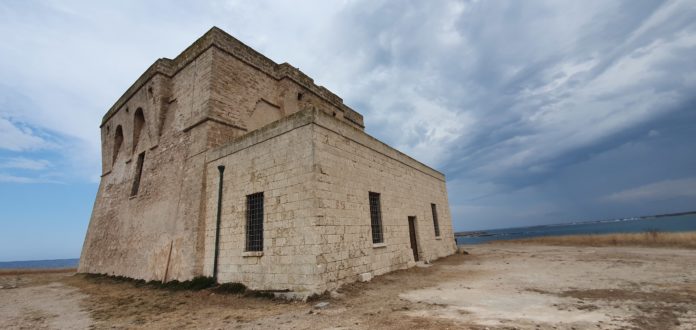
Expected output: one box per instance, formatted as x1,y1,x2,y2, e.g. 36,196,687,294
79,27,455,296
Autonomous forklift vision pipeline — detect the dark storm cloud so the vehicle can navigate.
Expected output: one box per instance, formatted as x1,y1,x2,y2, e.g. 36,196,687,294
317,0,696,229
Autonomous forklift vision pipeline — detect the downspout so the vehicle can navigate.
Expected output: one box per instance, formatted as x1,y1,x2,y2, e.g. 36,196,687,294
213,165,225,282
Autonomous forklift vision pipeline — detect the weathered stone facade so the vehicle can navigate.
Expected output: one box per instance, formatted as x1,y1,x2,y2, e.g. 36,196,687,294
79,27,456,296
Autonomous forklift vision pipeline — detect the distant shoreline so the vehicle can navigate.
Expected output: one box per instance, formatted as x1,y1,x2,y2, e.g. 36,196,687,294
482,230,696,249
455,213,696,247
0,268,77,276
0,258,79,270
455,210,696,237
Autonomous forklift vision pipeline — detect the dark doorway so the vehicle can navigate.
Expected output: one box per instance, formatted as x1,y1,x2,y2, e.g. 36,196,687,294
408,216,419,262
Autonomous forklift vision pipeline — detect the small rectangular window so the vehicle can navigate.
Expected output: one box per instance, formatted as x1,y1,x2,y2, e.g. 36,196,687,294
245,192,264,251
369,192,384,244
130,152,145,197
431,203,440,237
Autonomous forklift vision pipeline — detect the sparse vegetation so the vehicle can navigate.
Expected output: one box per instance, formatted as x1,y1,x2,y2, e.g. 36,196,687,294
6,248,696,329
213,282,247,294
185,276,218,290
246,290,275,299
78,273,282,298
492,231,696,249
82,274,219,291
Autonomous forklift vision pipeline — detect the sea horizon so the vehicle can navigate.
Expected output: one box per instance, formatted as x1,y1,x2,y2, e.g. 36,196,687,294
456,212,696,245
0,258,80,270
456,210,696,235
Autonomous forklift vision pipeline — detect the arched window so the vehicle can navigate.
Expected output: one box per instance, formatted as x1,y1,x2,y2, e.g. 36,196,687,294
132,108,145,153
112,125,123,165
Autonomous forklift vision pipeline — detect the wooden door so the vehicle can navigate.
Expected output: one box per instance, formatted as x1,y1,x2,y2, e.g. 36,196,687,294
408,216,419,261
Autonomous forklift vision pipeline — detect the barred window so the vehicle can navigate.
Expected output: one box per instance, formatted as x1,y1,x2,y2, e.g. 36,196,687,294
130,152,145,197
245,192,264,251
369,192,384,244
431,203,440,237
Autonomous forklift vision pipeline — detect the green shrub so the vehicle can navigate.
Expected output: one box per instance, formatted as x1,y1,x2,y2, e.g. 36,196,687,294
187,276,216,290
82,273,217,291
214,282,247,294
246,290,275,299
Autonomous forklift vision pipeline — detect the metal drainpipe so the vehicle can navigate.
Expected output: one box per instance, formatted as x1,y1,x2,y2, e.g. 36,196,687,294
213,165,225,281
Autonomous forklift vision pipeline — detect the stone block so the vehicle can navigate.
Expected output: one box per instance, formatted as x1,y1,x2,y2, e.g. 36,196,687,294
358,272,373,282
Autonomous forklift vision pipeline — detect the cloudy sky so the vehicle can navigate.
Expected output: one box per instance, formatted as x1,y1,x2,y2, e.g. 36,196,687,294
1,0,695,261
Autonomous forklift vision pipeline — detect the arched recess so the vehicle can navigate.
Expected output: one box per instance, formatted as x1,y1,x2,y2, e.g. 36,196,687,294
132,108,145,153
112,125,124,165
248,99,282,131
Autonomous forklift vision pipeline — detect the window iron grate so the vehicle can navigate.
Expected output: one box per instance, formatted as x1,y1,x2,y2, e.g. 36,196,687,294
369,192,384,244
246,192,264,251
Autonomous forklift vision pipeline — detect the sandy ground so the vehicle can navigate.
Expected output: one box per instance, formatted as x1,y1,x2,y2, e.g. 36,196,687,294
0,271,90,329
1,244,695,329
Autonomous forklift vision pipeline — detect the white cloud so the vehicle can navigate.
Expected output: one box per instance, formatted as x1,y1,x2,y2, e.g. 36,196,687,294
604,178,696,203
0,173,61,184
3,0,690,182
0,0,346,182
0,117,50,151
0,157,51,170
1,0,695,227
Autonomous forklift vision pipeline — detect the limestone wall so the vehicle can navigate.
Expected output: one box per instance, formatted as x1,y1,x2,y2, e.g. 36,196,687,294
204,113,322,293
78,49,215,281
201,109,455,294
310,111,456,292
209,47,363,133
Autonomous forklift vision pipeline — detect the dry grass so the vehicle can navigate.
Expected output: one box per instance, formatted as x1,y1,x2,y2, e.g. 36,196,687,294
57,254,473,329
493,231,696,249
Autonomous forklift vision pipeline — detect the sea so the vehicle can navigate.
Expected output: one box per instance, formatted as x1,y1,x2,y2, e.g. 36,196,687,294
2,214,695,269
456,213,696,245
0,258,79,270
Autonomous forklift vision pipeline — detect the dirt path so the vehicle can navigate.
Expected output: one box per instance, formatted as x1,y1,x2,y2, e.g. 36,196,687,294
0,272,91,329
401,245,696,329
1,244,694,329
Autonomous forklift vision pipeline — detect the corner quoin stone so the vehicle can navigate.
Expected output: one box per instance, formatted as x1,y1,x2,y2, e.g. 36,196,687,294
78,26,457,297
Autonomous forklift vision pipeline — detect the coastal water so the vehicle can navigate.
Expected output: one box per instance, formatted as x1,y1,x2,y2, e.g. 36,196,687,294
456,213,696,245
0,258,79,270
2,214,694,268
